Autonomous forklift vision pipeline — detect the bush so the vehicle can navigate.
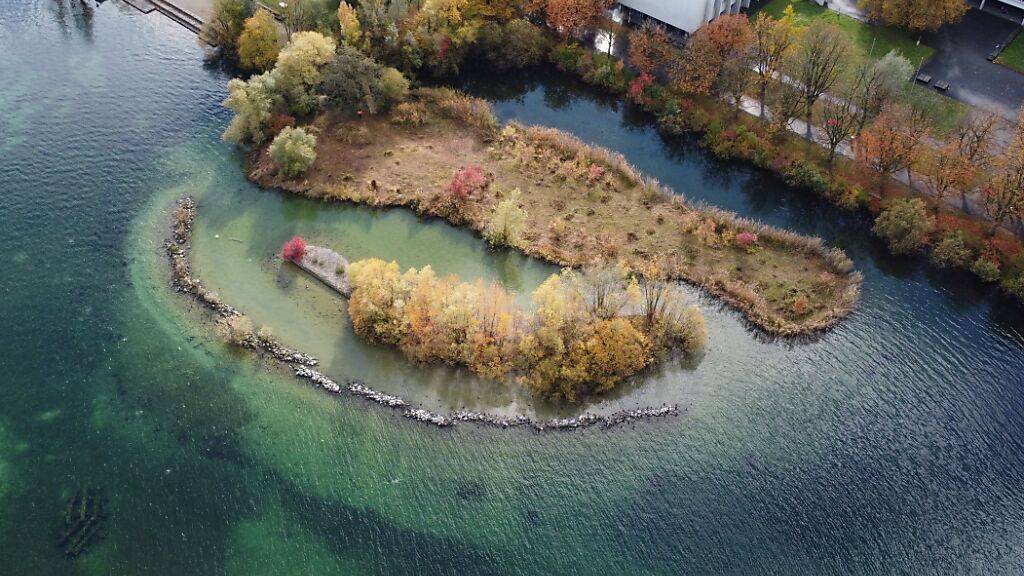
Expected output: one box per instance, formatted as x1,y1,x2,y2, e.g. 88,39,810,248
872,198,935,255
379,67,410,108
281,236,307,263
237,9,281,72
269,126,317,177
931,231,972,269
485,188,527,248
970,257,1001,283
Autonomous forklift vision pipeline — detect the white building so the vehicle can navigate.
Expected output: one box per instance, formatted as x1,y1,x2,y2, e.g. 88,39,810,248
615,0,755,35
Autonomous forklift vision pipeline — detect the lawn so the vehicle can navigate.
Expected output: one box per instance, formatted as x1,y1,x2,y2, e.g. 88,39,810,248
758,0,965,135
759,0,934,65
997,31,1024,73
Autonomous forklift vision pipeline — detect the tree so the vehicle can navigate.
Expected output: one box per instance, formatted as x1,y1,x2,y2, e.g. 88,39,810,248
820,92,857,163
751,8,796,118
855,104,931,191
274,31,337,115
982,107,1024,234
952,110,998,208
200,0,253,60
320,44,383,113
281,236,307,262
716,38,755,114
544,0,609,39
785,21,851,139
859,0,968,36
222,72,280,145
284,0,336,35
268,126,317,177
238,9,282,72
485,188,528,247
337,2,363,49
628,21,671,77
872,197,935,254
848,51,913,134
923,142,973,211
767,80,803,137
675,14,754,96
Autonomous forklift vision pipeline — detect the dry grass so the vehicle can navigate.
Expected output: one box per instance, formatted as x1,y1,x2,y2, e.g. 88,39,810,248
249,91,861,335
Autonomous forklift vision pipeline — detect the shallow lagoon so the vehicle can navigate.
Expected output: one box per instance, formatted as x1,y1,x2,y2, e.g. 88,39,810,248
2,1,1024,574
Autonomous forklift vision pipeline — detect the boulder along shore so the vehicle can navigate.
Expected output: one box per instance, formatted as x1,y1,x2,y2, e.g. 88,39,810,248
165,196,684,431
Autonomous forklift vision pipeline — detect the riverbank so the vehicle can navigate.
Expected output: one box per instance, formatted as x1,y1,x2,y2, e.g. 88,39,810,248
249,89,862,336
166,196,687,430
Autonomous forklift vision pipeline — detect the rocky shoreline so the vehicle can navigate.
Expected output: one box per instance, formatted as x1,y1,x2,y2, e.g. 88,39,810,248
165,196,684,432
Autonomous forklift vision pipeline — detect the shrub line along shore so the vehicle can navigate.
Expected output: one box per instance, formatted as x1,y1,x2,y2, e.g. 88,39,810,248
165,196,685,430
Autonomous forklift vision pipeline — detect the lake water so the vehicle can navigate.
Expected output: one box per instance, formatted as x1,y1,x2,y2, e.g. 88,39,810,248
2,1,1024,574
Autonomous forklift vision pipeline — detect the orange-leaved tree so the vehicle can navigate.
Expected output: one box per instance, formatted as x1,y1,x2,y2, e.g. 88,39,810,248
673,13,754,96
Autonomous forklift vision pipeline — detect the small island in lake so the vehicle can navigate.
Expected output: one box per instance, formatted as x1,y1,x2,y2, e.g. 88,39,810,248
206,27,860,405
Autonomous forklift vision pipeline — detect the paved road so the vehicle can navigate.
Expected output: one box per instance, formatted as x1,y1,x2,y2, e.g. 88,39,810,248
919,9,1024,120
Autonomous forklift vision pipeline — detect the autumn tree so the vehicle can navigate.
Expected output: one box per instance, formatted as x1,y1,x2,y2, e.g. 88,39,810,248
544,0,609,39
751,8,796,118
336,2,363,48
274,31,337,116
984,150,1024,234
859,0,967,36
675,14,754,96
628,21,671,77
238,9,282,72
855,104,931,191
923,142,973,211
784,21,851,139
952,110,998,208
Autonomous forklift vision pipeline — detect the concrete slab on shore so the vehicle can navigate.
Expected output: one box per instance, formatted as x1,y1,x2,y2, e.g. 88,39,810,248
294,246,352,297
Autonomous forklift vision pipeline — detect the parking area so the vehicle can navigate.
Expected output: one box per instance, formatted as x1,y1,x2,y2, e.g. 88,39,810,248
918,7,1024,119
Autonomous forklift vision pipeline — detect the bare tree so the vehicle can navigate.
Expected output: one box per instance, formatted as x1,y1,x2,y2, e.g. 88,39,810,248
785,21,851,139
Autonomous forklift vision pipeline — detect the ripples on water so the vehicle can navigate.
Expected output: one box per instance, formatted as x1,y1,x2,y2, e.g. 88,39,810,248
1,1,1024,574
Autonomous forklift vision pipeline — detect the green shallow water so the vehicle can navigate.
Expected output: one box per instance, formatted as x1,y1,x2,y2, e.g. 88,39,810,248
3,1,1024,574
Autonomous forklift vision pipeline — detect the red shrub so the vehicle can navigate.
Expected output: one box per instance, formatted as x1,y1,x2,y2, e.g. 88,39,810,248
991,236,1023,262
586,163,606,184
736,231,758,248
282,236,307,263
628,72,653,101
447,166,489,202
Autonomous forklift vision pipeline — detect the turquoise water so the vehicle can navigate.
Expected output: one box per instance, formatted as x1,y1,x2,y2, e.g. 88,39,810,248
2,1,1024,574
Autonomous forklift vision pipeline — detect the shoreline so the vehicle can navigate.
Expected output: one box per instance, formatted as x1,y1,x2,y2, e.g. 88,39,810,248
165,196,685,431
